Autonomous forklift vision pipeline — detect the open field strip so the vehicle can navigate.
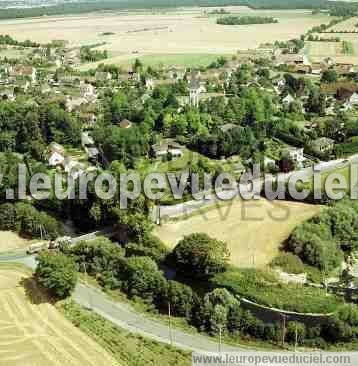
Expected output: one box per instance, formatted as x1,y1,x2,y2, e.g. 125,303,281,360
154,198,320,268
0,10,330,67
0,267,120,366
0,231,31,254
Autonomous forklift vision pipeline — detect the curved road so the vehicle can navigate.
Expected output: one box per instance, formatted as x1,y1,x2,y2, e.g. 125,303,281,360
0,252,246,354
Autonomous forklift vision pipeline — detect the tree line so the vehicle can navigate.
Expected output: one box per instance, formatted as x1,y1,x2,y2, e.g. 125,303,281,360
217,16,278,25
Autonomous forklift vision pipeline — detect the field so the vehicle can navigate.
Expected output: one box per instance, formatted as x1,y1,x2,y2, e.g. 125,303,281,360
60,300,191,366
154,198,320,268
0,231,31,253
0,266,119,366
0,8,330,69
306,16,358,64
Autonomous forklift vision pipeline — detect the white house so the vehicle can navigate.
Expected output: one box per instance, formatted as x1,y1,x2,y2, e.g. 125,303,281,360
282,94,295,106
48,142,65,167
344,92,358,110
80,83,96,98
284,147,305,167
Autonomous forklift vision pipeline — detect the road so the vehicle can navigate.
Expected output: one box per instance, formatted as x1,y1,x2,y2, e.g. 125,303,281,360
0,253,246,354
159,154,358,219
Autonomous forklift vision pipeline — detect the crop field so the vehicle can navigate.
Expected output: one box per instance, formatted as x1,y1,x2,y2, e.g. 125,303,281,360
0,8,330,69
0,267,119,366
0,231,30,253
327,16,358,33
154,198,320,268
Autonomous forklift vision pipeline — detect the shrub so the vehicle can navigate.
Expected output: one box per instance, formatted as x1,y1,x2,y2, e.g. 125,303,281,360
172,233,229,278
36,251,78,299
270,253,305,274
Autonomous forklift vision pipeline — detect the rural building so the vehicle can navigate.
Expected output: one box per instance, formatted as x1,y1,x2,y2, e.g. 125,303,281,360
219,123,238,133
95,71,112,81
152,140,184,160
8,66,37,83
118,119,132,129
311,137,334,155
80,83,96,98
284,147,305,166
282,94,295,106
48,142,65,167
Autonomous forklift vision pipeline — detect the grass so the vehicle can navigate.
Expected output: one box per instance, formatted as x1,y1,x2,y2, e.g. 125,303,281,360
59,300,191,366
343,41,354,55
155,198,320,268
116,53,232,68
211,268,342,314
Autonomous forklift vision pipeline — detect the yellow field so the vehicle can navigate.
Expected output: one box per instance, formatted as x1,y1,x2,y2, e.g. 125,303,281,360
0,8,330,69
0,231,30,253
328,16,358,32
155,199,320,268
0,267,119,366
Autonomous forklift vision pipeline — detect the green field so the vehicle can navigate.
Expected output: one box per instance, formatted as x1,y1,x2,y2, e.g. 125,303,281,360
59,300,191,366
80,53,232,71
343,41,355,55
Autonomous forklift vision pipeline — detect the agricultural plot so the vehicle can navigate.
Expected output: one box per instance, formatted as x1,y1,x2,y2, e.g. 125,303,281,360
327,16,358,33
155,198,320,268
0,231,30,253
0,9,330,70
0,267,119,366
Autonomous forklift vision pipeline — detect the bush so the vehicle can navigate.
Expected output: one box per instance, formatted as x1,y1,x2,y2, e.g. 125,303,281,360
171,233,229,278
35,251,78,299
163,280,195,319
124,256,167,302
270,253,305,274
211,268,341,313
0,202,63,239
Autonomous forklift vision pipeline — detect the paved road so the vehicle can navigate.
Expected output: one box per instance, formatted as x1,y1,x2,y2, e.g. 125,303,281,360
0,253,246,353
159,155,358,219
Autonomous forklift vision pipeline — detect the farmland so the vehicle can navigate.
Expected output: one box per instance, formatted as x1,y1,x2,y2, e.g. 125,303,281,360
0,231,30,253
0,266,119,366
154,198,320,268
0,8,331,69
306,15,358,64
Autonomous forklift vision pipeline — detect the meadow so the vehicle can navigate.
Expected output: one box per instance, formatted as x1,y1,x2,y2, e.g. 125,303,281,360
154,198,320,268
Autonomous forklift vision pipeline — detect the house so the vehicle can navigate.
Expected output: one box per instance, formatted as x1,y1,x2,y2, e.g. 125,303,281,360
8,66,37,83
282,93,295,106
81,131,95,147
80,112,97,127
0,88,15,101
343,92,358,110
118,119,132,129
311,63,323,75
145,78,155,91
284,147,305,166
152,140,184,160
65,96,88,112
275,54,304,66
64,157,85,180
219,123,238,133
80,83,96,98
48,142,65,167
167,67,186,81
292,64,312,74
95,71,112,82
335,63,354,76
311,137,334,155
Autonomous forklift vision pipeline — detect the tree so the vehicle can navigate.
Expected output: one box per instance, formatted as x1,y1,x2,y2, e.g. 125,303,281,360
36,252,78,299
321,69,338,84
172,233,229,278
124,256,167,302
163,280,195,318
